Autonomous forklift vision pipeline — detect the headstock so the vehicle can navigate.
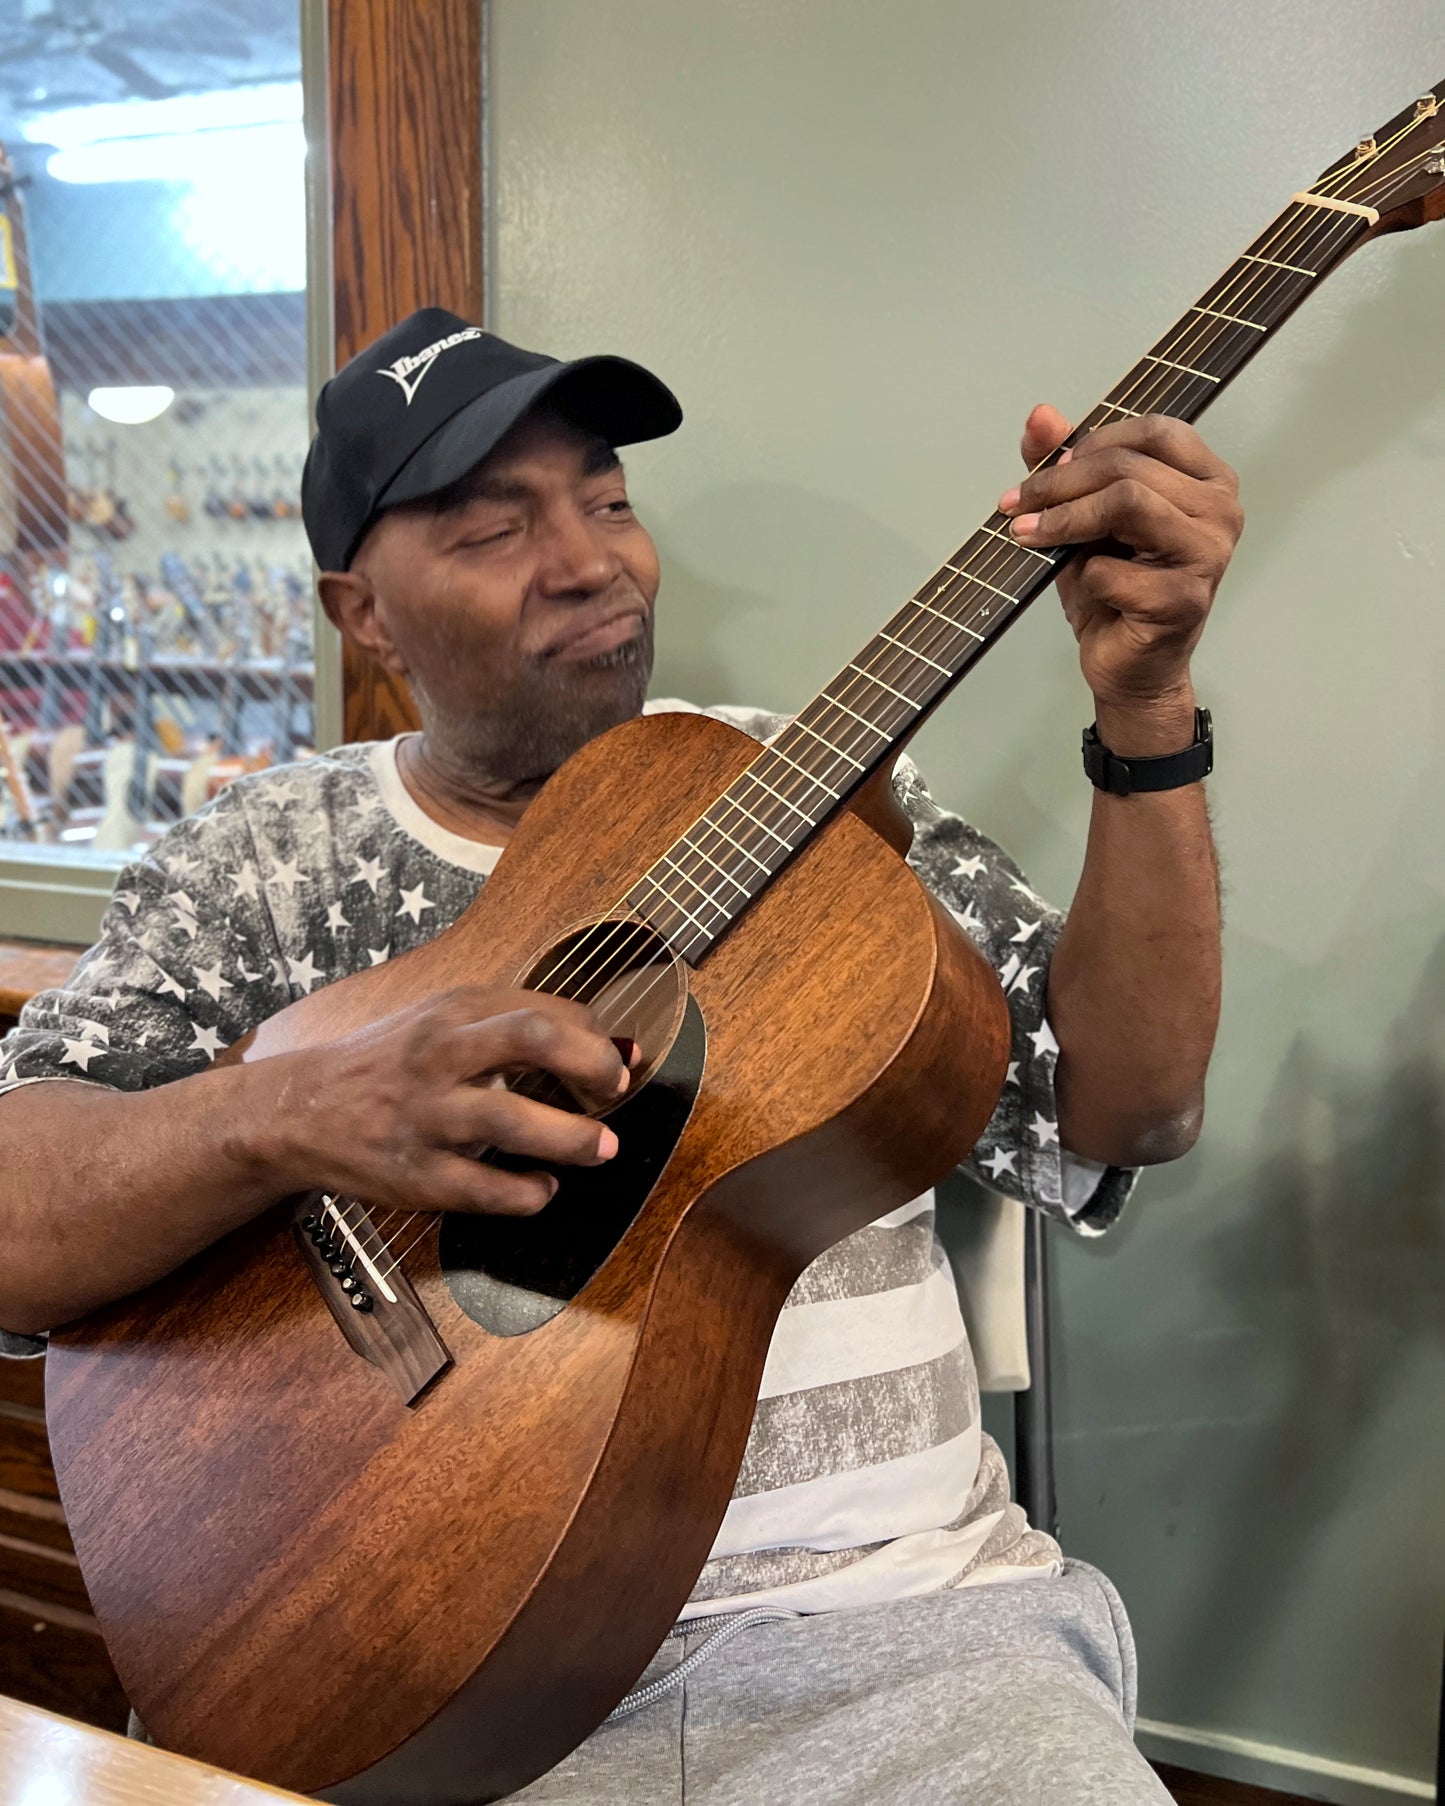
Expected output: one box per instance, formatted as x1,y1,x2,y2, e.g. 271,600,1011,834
1308,81,1445,236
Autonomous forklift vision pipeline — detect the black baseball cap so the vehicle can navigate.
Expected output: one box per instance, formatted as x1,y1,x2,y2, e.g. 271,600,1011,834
302,308,683,571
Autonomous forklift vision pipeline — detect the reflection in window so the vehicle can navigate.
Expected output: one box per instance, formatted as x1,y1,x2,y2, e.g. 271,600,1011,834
0,8,309,866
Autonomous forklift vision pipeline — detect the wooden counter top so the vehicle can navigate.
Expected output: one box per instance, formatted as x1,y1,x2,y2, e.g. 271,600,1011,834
0,940,81,1017
0,1694,310,1804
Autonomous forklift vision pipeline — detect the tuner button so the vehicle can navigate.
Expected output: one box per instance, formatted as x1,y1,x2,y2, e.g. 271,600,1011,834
339,1274,359,1294
300,1215,319,1234
349,1292,374,1313
328,1259,350,1278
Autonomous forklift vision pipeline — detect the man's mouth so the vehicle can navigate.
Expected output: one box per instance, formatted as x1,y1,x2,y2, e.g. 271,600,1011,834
546,609,646,664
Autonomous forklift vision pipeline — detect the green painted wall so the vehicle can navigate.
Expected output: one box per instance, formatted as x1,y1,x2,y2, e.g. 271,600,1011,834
490,1,1445,1791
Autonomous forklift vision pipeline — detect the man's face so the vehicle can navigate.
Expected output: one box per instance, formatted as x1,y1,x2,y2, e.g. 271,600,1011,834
345,412,661,786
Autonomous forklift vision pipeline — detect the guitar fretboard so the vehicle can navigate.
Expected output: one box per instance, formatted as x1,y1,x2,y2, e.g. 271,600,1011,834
627,195,1374,960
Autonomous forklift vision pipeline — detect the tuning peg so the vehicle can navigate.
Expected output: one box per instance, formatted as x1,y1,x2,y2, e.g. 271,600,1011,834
1356,137,1377,159
1416,95,1439,118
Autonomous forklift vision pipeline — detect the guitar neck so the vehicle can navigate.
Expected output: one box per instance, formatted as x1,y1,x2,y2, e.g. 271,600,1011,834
628,190,1382,961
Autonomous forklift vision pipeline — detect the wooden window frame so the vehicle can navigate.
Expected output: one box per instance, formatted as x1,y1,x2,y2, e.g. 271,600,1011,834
0,0,485,946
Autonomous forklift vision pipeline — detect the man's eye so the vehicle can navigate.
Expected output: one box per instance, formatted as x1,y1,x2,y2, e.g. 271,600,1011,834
601,499,633,516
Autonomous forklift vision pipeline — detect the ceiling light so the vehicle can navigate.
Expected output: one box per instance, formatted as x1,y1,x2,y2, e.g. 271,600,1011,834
23,82,302,151
47,120,304,186
87,385,174,425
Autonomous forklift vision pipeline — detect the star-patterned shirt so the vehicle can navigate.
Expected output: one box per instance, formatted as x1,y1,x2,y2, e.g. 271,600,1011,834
0,700,1133,1616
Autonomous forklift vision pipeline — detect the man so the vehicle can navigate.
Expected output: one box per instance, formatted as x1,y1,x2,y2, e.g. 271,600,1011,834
0,310,1234,1802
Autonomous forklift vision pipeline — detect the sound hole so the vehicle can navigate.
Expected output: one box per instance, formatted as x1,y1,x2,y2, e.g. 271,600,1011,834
441,921,706,1337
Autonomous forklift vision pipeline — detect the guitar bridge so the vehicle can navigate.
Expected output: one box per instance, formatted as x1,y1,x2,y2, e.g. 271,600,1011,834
293,1195,452,1404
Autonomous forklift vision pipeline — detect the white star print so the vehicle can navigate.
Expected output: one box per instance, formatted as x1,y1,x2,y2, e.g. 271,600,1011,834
60,1037,100,1072
1030,1112,1060,1148
268,857,303,893
1005,1061,1019,1086
76,1020,110,1046
155,972,186,1002
955,900,984,937
286,951,323,993
232,864,262,903
166,850,199,878
367,946,391,966
189,1023,225,1059
396,884,434,924
1010,876,1044,905
352,853,385,893
1009,917,1040,943
951,854,986,881
237,962,262,983
998,953,1021,990
1008,964,1039,995
981,1148,1019,1181
1029,1019,1060,1059
325,902,350,932
113,889,141,915
194,964,231,1003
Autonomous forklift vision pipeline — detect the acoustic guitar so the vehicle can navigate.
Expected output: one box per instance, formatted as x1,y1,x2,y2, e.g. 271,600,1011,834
44,82,1445,1805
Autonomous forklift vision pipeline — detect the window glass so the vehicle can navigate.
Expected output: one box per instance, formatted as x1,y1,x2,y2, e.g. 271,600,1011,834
0,5,309,871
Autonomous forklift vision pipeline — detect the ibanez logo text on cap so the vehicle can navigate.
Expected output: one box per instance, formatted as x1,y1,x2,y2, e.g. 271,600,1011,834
376,327,486,405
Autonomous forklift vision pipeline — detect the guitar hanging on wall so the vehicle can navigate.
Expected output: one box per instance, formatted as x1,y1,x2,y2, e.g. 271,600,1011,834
43,78,1445,1806
0,140,67,578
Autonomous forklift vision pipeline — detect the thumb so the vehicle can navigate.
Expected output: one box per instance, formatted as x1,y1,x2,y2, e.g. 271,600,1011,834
1020,403,1073,470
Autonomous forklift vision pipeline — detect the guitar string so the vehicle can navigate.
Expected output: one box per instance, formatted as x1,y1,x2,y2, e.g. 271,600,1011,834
350,153,1411,1282
348,185,1386,1283
435,162,1394,1017
359,180,1417,1284
344,138,1436,1281
481,137,1423,1000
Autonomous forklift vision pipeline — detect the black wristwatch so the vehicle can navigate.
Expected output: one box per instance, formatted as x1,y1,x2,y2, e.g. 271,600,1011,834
1082,708,1213,796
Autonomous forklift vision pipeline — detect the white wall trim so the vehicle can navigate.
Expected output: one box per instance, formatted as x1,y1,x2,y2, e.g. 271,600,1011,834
1136,1717,1433,1806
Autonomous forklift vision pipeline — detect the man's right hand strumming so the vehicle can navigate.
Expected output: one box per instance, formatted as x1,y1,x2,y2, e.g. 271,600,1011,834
0,988,629,1338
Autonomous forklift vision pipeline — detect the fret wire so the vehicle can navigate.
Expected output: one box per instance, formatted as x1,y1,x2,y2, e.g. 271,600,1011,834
744,762,823,827
877,627,949,675
732,771,814,840
624,874,700,946
785,717,866,771
1241,251,1316,277
656,824,748,892
628,874,712,945
907,596,985,639
1144,353,1221,383
978,525,1056,564
814,689,896,737
621,205,1362,965
656,844,748,907
711,789,797,857
762,738,849,795
954,569,1021,607
1191,303,1265,331
846,661,926,708
692,811,774,877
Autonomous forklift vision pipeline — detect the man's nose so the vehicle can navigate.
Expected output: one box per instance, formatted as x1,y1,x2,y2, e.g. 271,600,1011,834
536,509,619,596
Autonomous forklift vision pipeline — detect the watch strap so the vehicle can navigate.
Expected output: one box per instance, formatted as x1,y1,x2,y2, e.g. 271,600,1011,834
1082,707,1213,796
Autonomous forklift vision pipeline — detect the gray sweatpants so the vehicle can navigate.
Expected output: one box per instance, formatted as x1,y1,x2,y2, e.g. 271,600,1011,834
511,1562,1170,1804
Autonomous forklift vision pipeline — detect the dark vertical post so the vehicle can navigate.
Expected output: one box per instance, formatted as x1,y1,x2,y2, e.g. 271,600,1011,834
1013,1210,1058,1539
326,0,485,744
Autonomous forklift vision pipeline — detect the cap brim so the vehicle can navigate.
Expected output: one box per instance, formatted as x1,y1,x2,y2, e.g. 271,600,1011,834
375,355,683,515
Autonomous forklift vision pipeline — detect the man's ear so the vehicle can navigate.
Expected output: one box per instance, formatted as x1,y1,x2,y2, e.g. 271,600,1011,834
317,569,409,678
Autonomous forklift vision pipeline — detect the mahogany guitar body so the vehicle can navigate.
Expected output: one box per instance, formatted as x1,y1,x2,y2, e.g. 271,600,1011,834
46,709,1011,1803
